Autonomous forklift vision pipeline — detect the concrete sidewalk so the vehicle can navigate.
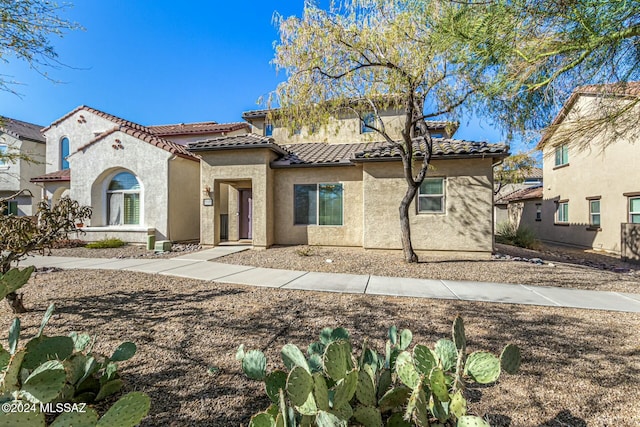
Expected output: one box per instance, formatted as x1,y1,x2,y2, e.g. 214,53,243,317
22,247,640,313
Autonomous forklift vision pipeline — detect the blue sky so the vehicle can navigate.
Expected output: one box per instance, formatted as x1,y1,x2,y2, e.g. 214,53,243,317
1,1,511,148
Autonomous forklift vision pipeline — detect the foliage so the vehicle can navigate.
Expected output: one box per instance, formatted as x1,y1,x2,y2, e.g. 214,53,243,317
0,197,91,312
438,0,640,145
86,238,126,249
493,153,539,194
271,0,486,263
0,0,81,95
238,317,520,426
0,303,150,426
496,222,539,250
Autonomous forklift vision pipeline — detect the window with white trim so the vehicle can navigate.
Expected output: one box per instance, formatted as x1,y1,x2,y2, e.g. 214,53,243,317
554,144,568,166
294,183,343,226
418,178,445,213
589,200,601,227
361,113,376,133
556,201,569,223
630,197,640,224
107,172,141,225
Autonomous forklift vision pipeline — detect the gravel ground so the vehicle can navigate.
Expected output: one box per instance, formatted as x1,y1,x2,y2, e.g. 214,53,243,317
45,243,202,259
7,270,640,426
216,243,640,294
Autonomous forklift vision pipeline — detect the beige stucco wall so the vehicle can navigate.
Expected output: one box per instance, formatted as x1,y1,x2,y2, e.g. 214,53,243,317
168,156,200,241
538,94,640,253
43,110,115,174
70,130,182,241
362,159,495,252
199,149,275,248
506,199,543,236
273,166,364,246
248,110,406,145
0,134,46,215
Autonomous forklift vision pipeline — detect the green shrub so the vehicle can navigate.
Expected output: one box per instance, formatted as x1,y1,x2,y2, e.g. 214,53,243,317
496,222,539,249
237,317,521,426
85,238,126,249
0,304,150,426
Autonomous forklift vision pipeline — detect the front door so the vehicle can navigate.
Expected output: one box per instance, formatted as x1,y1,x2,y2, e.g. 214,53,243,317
239,189,252,240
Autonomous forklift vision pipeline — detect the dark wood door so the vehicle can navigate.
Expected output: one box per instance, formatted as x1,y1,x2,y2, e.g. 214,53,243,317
239,189,252,240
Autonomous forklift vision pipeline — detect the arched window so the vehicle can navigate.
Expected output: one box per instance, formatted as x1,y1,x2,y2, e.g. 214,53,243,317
107,172,140,225
60,137,70,170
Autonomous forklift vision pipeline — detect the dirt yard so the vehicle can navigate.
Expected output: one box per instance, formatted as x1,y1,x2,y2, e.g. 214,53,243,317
5,269,638,426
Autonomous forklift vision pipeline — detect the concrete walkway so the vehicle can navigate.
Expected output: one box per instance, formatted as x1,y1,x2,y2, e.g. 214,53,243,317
23,247,640,313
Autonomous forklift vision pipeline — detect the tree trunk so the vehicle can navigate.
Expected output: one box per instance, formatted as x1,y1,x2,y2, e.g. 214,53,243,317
400,185,419,263
6,292,27,314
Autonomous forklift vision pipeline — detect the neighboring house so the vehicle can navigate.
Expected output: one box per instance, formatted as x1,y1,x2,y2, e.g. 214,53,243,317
0,117,46,216
190,108,508,256
494,167,543,226
31,106,249,243
496,185,543,234
526,82,640,260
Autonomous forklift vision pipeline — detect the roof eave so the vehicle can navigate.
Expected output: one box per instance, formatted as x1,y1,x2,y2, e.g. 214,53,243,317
188,143,288,157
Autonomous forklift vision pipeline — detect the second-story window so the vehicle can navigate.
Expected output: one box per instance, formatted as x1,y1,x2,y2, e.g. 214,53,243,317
60,137,70,170
554,144,568,167
361,113,376,133
264,123,273,137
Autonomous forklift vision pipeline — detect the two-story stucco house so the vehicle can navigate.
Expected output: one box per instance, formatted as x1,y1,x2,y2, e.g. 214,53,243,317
31,105,250,243
0,117,46,216
190,108,508,256
522,82,640,260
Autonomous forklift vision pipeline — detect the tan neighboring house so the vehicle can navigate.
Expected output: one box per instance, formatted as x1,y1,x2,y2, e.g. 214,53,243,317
190,108,508,256
0,117,46,216
31,105,249,243
528,82,640,261
494,167,543,226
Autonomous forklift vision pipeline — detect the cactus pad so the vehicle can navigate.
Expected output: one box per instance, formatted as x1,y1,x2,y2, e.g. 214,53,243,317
282,344,310,372
23,336,75,370
110,342,137,362
50,408,99,427
377,368,392,399
333,369,357,408
95,379,124,401
265,370,287,403
323,341,351,381
394,352,420,389
500,344,521,375
316,410,347,427
37,303,56,338
0,266,35,300
449,390,467,418
413,344,437,376
356,369,376,406
21,360,67,404
386,412,412,427
249,413,276,427
96,391,151,427
0,350,25,393
330,327,350,342
0,409,45,426
378,386,411,413
286,366,314,407
434,339,457,371
465,351,501,384
399,329,412,351
388,326,398,345
452,316,466,352
313,372,330,411
242,350,267,381
457,415,491,427
353,405,383,427
429,368,450,402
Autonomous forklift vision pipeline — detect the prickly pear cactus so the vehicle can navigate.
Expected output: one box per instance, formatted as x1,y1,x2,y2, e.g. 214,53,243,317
0,266,35,300
500,344,521,375
95,391,151,427
465,351,501,384
242,349,267,381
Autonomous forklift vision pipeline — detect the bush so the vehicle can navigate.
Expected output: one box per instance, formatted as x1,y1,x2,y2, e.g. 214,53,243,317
496,222,539,249
0,304,150,426
85,238,126,249
237,317,521,426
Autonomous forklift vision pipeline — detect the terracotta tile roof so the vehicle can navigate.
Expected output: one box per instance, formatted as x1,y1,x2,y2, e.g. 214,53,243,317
42,105,151,133
30,169,71,182
76,126,199,161
496,185,543,204
273,142,385,167
537,81,640,148
148,122,249,136
0,117,45,142
187,133,290,155
353,138,509,161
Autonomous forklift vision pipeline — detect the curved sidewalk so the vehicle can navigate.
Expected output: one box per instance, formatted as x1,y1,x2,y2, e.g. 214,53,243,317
24,247,640,313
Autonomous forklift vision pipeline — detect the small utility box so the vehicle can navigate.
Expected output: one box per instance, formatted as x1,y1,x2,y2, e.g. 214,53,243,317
154,240,172,253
